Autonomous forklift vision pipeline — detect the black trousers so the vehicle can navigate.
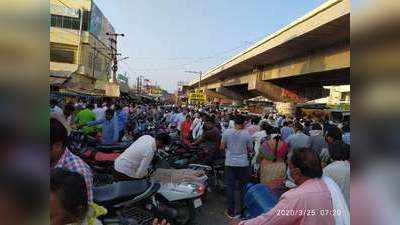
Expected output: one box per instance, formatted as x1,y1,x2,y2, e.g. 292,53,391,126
225,166,250,213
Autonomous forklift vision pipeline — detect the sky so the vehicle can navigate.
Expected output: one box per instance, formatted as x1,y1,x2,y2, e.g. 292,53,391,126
94,0,327,93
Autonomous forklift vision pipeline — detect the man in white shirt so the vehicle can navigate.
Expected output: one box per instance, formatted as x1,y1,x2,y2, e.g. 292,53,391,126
50,99,63,114
323,140,350,207
190,113,201,132
175,110,187,131
92,102,106,120
192,114,205,140
114,133,171,179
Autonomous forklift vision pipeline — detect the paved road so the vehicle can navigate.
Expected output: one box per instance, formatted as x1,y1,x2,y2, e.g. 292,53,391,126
193,190,230,225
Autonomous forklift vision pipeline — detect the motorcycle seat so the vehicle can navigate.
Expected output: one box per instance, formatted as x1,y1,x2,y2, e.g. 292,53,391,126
95,142,132,152
94,151,120,162
93,179,151,206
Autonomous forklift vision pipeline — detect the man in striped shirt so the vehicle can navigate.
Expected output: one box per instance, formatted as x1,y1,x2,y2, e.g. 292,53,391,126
50,117,93,202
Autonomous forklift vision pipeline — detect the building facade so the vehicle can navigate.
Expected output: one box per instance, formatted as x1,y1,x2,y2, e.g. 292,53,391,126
50,0,114,96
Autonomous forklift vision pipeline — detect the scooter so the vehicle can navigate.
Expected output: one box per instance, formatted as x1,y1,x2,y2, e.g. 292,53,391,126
150,149,208,225
93,179,161,225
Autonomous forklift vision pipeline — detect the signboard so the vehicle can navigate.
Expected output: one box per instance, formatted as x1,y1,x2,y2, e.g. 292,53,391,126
117,73,128,84
188,90,206,103
89,2,115,45
50,3,79,18
105,83,120,97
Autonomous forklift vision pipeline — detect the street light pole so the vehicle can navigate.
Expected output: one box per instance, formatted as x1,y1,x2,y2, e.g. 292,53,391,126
198,71,202,89
106,32,125,83
184,70,202,89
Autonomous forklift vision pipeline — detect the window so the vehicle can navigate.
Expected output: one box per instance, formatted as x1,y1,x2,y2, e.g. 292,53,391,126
72,18,80,30
51,15,63,27
50,14,83,30
95,57,103,72
50,48,75,63
340,92,350,102
82,11,90,31
63,16,72,29
88,52,94,69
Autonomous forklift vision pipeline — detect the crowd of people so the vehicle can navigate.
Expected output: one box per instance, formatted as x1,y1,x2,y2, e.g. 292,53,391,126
50,97,350,225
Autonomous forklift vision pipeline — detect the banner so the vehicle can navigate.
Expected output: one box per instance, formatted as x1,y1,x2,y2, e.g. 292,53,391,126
89,2,115,46
188,91,206,103
50,3,79,18
117,73,128,84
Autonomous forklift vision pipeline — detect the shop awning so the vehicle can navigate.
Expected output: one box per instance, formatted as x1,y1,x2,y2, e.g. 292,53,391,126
295,103,328,109
49,70,73,86
49,76,68,87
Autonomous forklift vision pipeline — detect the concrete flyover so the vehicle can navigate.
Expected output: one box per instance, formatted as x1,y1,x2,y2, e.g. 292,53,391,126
188,0,350,103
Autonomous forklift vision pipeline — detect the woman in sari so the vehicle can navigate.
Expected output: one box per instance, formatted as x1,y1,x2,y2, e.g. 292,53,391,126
181,114,192,145
257,127,288,186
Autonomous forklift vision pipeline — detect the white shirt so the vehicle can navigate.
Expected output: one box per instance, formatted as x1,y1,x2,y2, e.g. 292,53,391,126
228,120,235,129
251,130,267,165
323,160,350,207
114,135,156,179
50,105,63,114
192,120,203,139
176,113,186,131
92,107,106,120
190,117,201,131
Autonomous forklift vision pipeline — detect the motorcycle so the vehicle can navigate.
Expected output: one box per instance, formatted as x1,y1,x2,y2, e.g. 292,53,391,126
188,156,226,194
149,149,208,225
71,131,207,225
68,130,132,153
162,141,210,169
88,147,207,225
68,130,124,185
93,179,161,225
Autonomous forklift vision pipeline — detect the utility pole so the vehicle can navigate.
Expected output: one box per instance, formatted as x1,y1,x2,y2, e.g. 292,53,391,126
91,43,97,78
136,76,140,94
76,9,83,66
139,75,144,94
106,32,125,83
184,70,202,89
137,75,144,94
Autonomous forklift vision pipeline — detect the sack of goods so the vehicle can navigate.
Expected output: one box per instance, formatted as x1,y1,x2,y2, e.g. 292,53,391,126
151,168,206,184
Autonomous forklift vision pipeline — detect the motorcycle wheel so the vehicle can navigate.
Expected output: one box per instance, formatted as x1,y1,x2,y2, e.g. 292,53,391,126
173,200,195,225
122,206,155,225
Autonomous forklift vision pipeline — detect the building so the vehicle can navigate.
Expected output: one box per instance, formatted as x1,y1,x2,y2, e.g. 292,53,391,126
326,85,350,107
50,0,115,98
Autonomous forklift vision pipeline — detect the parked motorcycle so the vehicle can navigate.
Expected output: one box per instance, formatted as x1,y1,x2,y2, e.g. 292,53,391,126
93,179,161,225
149,149,208,225
68,130,131,153
188,155,226,194
71,134,206,224
162,141,208,169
